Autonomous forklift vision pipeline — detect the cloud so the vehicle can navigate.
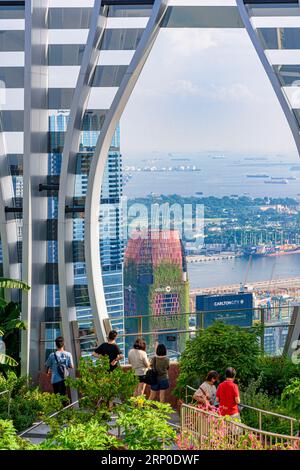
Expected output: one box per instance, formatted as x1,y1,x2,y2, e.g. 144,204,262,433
161,29,218,62
170,79,254,102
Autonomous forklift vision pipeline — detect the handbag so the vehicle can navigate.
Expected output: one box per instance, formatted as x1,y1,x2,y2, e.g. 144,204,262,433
144,357,158,386
54,353,69,380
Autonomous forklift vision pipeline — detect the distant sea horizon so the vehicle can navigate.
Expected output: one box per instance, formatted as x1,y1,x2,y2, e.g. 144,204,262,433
123,153,300,199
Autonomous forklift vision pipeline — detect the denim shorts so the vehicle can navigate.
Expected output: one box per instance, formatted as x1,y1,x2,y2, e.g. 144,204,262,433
151,379,169,391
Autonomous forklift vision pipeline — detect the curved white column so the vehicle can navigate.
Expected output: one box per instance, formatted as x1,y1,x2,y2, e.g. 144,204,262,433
84,0,169,344
58,0,107,360
236,0,300,155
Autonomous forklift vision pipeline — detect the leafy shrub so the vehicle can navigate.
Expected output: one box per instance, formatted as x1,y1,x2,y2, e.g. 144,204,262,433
175,322,262,397
281,378,300,418
256,356,300,397
40,419,121,450
0,419,33,450
240,377,292,436
67,356,138,417
116,396,176,450
0,371,65,431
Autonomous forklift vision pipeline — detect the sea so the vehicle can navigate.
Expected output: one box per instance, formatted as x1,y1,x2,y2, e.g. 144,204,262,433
123,152,300,288
124,152,300,199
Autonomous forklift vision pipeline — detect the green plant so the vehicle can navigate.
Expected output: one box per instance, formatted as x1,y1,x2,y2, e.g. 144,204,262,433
175,322,262,398
282,378,300,418
0,371,65,432
40,419,121,450
0,278,29,370
0,329,18,367
67,356,138,416
116,396,176,450
240,377,291,435
256,356,300,397
0,419,33,450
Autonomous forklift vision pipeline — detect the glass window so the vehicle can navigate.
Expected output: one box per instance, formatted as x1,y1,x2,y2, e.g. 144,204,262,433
48,89,73,109
48,44,85,66
0,5,24,19
258,28,300,50
0,111,23,131
48,8,92,29
0,31,24,51
101,28,144,50
293,109,300,127
274,65,300,86
91,65,127,87
74,284,90,307
108,5,152,17
47,219,58,241
45,263,59,285
0,67,23,88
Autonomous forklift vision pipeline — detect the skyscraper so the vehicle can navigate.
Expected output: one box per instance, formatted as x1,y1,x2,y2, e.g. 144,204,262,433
124,230,189,358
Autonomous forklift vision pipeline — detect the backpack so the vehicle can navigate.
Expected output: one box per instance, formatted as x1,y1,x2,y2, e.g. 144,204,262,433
144,357,158,386
54,353,69,380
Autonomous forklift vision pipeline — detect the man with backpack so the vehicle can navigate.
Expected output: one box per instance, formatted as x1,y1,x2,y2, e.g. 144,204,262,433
45,336,74,396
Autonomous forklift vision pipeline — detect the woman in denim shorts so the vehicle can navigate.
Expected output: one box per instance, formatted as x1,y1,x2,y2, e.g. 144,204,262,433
149,344,170,403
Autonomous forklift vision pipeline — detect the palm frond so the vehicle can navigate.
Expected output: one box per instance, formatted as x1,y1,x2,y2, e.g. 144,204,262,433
0,278,30,291
0,353,18,366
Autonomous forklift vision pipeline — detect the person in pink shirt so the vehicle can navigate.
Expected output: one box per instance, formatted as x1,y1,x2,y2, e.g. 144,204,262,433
216,367,240,419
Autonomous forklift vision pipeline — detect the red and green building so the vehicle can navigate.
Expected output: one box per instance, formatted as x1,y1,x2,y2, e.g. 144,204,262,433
124,230,190,357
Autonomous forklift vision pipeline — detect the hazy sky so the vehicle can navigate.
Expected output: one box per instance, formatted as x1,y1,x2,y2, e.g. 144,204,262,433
121,28,298,157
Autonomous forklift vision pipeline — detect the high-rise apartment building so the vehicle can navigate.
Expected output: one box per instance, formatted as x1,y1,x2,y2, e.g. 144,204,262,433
124,230,189,358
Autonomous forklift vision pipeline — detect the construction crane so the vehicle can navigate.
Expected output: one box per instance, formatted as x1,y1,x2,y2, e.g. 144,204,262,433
240,254,252,292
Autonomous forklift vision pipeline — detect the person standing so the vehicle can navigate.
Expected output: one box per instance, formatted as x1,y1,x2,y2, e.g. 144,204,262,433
128,337,150,396
193,370,219,408
216,367,241,419
45,336,74,396
92,330,123,371
149,344,170,403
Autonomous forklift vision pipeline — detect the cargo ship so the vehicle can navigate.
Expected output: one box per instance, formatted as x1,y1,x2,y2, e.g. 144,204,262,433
264,179,288,184
271,176,296,181
246,174,269,178
244,244,300,257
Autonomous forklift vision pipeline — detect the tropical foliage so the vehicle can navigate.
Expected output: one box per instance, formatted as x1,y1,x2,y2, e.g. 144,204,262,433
0,277,30,368
175,322,262,397
116,396,176,450
40,420,121,450
0,371,65,432
66,356,138,418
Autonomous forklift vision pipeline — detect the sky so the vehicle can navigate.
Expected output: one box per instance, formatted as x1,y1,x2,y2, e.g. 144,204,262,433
121,28,298,158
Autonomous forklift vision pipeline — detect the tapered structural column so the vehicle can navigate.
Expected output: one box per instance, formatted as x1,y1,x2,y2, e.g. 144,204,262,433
21,0,49,378
58,0,107,365
85,0,169,344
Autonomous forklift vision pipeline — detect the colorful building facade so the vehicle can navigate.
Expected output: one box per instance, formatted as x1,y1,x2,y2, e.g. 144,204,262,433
124,230,189,357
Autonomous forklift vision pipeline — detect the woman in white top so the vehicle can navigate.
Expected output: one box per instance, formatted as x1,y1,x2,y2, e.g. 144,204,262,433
193,370,219,408
128,338,150,396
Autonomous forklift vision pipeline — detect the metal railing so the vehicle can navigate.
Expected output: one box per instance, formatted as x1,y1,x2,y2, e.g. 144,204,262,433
185,385,298,438
18,399,80,438
0,389,11,416
181,403,300,450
